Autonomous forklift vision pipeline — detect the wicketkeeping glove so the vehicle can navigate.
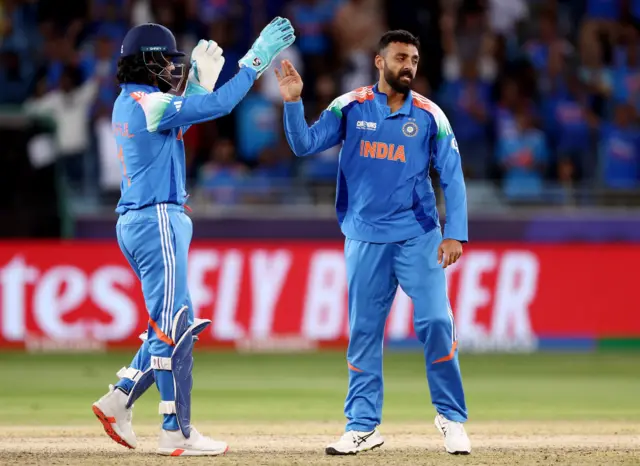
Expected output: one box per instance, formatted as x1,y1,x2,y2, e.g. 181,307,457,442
188,39,225,93
238,17,295,78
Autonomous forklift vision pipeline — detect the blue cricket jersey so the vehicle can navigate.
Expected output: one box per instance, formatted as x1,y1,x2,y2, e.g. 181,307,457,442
284,84,468,243
112,67,257,214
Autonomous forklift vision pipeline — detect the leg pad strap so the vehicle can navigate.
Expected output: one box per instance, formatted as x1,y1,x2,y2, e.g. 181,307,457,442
159,401,176,415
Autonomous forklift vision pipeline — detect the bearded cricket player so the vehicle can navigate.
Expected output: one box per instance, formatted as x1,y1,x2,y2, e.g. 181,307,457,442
277,30,471,455
91,20,295,456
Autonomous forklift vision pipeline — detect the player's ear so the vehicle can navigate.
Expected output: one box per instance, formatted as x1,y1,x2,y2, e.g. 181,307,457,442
374,54,384,71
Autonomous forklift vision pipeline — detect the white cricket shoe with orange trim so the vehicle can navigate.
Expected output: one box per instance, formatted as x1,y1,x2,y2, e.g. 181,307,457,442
157,427,229,456
92,385,137,449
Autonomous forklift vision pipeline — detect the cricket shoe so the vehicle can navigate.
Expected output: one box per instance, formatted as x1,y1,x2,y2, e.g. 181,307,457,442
157,427,229,456
92,385,137,449
325,429,384,455
434,413,471,455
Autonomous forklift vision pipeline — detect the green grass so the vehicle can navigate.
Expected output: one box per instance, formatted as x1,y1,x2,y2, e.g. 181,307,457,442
0,351,638,425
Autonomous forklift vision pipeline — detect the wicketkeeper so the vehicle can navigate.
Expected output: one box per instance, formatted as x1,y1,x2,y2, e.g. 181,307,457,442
92,20,295,456
277,30,471,455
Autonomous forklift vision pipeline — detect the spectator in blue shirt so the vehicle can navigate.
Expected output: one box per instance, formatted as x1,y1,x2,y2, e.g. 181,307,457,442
600,103,640,189
287,0,341,97
610,35,640,113
632,0,640,21
299,73,341,190
585,0,621,21
288,0,336,57
496,108,550,203
0,49,35,104
543,74,598,181
244,143,295,204
438,58,492,178
199,139,248,206
493,77,520,143
524,11,572,72
234,79,279,166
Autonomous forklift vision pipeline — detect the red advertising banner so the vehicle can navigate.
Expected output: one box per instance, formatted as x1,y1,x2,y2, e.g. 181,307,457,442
0,241,638,352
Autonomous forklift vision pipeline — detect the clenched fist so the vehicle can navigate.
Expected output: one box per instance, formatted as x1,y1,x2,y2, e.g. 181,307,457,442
438,239,463,269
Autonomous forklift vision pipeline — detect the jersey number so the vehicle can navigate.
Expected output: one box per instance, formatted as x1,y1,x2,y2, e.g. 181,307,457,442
117,145,131,187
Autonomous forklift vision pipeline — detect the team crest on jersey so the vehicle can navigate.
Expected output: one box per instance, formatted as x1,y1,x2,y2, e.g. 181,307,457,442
402,121,418,137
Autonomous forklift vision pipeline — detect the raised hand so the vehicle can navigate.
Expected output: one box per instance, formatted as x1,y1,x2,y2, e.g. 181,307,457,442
189,39,225,92
239,17,296,78
274,59,303,102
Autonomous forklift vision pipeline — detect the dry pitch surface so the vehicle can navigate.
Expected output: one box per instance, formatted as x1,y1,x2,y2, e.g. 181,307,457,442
1,421,639,466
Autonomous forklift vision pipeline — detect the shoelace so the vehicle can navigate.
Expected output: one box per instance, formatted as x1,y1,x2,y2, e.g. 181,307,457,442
342,431,372,446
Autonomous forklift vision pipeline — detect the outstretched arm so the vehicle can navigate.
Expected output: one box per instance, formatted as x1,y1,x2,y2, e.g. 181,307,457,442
141,17,296,133
283,101,344,156
277,60,344,156
136,67,257,133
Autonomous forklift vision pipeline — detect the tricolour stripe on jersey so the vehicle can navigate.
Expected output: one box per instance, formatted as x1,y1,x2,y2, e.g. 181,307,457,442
412,92,453,140
327,86,374,119
131,91,174,133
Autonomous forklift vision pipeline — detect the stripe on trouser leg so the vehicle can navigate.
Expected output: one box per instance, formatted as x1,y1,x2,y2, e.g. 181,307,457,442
447,304,455,344
162,204,176,335
156,204,175,336
157,204,169,334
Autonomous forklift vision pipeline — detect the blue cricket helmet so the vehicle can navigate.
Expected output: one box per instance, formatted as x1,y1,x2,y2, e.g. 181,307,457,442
120,23,185,58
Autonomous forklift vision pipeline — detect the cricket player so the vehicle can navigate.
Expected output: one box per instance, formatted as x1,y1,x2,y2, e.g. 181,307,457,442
91,20,295,456
277,30,471,455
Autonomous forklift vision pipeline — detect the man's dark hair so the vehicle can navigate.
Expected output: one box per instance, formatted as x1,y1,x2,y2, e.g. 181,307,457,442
378,30,420,54
116,53,157,86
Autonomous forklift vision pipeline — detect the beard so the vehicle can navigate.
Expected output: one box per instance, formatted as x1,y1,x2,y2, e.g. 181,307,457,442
383,64,414,94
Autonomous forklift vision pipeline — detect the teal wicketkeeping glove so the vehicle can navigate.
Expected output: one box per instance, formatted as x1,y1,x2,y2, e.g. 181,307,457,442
239,17,296,78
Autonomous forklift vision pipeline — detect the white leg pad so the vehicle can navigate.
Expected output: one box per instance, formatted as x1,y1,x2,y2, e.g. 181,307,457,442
116,367,145,382
151,356,172,371
159,401,176,415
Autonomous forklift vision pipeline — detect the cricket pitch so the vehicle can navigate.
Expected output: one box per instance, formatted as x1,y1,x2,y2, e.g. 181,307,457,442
1,421,639,465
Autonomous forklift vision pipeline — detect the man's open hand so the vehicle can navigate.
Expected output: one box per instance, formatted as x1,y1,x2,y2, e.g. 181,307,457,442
438,239,463,268
275,59,303,102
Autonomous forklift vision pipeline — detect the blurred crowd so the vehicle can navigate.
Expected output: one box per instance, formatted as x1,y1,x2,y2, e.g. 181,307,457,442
2,0,640,208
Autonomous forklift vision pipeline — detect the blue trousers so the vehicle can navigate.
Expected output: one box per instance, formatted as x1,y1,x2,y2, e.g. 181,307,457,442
344,228,467,432
114,203,194,431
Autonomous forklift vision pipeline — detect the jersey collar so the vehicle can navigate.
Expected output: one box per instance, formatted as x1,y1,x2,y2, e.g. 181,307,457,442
120,83,161,93
372,82,413,117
